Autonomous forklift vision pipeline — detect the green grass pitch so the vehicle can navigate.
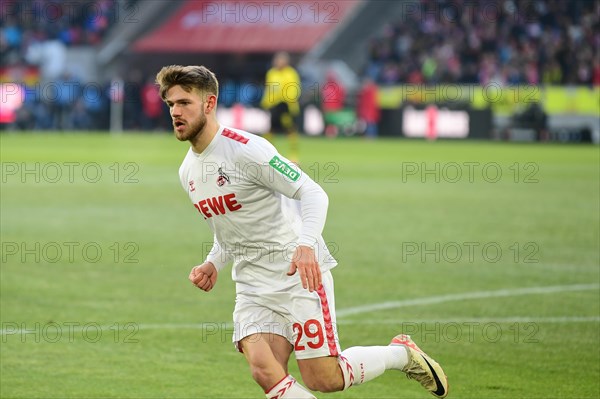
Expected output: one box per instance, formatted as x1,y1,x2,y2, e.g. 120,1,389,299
1,133,598,398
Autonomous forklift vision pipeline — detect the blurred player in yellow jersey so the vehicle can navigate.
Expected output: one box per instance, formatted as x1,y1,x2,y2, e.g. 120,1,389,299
261,52,301,162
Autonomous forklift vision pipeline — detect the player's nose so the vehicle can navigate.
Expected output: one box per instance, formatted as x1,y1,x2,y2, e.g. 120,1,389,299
171,104,182,117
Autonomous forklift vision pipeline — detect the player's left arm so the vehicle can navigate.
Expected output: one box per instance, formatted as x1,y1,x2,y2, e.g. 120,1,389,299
287,178,328,292
244,141,328,292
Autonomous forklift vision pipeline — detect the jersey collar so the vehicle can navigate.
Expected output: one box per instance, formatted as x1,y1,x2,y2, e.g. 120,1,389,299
190,125,224,160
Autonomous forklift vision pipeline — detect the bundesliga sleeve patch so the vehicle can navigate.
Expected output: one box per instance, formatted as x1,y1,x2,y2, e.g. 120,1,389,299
269,155,300,182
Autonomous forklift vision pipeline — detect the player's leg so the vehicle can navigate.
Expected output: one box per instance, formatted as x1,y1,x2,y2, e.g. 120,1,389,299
389,334,449,397
294,271,408,393
234,296,317,398
336,343,410,389
292,270,448,397
298,347,408,392
298,339,447,397
292,270,345,392
240,333,317,398
268,333,293,375
297,355,344,392
239,333,290,390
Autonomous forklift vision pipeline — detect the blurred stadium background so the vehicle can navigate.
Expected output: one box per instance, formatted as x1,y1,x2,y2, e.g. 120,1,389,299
1,1,599,398
1,0,599,140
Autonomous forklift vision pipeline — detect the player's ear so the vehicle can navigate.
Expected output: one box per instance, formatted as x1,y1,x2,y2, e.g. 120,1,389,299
205,95,217,113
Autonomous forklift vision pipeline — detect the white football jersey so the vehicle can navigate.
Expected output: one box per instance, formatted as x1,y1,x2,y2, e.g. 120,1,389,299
179,125,337,293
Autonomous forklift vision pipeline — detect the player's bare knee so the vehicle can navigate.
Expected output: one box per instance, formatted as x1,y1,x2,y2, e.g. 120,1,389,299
302,372,343,392
245,356,278,387
249,364,271,386
245,354,269,379
303,376,341,393
298,356,344,392
241,344,269,383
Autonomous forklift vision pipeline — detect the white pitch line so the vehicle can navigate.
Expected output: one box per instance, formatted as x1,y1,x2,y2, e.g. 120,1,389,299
1,284,599,335
135,316,600,329
1,317,598,336
335,283,600,317
337,316,600,325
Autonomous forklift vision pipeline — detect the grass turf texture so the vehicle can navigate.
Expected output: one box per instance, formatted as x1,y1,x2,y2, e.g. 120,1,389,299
1,133,599,398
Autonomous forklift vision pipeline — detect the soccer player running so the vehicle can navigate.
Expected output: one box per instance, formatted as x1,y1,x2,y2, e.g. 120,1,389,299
156,65,448,399
260,52,301,162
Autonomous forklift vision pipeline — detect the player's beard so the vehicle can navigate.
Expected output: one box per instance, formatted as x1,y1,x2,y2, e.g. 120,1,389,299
174,113,206,143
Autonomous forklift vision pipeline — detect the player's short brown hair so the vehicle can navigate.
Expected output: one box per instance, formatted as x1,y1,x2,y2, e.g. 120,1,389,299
155,65,219,100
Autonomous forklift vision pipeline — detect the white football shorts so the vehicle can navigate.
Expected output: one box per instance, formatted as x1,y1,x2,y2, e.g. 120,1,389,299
232,270,340,360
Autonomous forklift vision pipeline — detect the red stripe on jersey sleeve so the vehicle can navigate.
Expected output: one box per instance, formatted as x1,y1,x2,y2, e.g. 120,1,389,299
222,128,249,144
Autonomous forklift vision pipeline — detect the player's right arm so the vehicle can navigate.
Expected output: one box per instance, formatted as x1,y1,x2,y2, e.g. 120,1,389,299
180,157,231,292
189,262,218,292
189,234,231,292
205,234,231,271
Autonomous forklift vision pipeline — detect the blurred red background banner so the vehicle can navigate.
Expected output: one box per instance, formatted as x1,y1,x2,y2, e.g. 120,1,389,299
133,0,361,53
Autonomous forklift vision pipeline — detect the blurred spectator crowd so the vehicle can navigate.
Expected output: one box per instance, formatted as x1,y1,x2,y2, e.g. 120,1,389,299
1,0,119,63
363,0,600,86
0,0,165,131
2,0,599,132
2,69,169,131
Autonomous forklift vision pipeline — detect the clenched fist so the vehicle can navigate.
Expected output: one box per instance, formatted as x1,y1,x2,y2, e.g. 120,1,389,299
189,262,218,292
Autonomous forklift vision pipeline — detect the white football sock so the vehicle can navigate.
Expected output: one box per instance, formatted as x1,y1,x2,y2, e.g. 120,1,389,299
265,374,316,399
338,346,408,389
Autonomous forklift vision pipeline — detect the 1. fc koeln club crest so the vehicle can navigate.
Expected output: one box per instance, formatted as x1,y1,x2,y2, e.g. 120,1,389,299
217,167,230,187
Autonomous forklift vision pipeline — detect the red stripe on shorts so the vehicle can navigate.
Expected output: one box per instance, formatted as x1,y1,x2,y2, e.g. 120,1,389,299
316,284,338,356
